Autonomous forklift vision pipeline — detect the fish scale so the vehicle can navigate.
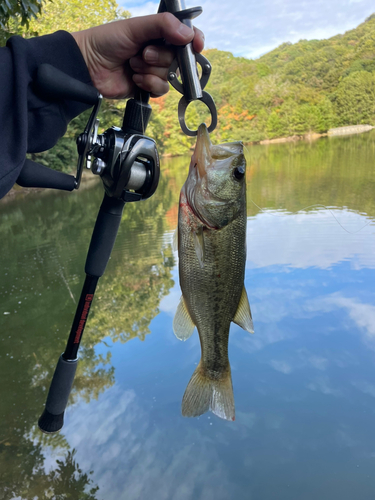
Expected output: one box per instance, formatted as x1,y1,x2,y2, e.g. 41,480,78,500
181,219,245,370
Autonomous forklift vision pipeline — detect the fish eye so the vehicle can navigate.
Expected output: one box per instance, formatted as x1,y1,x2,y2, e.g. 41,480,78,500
233,166,245,180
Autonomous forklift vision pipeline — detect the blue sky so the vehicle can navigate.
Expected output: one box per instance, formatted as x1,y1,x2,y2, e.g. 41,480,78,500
120,0,375,58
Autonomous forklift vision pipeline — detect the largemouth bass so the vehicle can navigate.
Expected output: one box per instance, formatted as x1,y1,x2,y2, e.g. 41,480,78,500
173,123,254,421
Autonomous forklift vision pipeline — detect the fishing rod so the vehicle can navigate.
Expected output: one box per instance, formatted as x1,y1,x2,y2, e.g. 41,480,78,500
16,0,217,433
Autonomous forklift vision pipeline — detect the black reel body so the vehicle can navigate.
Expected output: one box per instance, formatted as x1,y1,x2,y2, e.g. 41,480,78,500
88,127,160,202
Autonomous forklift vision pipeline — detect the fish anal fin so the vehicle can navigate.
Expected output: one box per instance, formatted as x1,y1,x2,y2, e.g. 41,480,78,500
193,227,205,268
233,286,254,334
173,296,195,341
182,362,235,421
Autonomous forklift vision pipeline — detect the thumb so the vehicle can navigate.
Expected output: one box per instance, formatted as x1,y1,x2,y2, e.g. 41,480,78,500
124,12,195,47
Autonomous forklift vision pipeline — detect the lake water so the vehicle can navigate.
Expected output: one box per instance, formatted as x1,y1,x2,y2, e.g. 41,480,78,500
1,132,375,499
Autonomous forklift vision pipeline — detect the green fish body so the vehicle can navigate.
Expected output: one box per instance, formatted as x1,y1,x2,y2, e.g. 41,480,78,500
173,124,254,421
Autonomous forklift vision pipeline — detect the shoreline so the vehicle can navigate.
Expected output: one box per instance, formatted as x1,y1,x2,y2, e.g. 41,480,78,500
160,133,326,157
161,124,374,156
257,124,374,146
257,132,326,146
2,125,373,200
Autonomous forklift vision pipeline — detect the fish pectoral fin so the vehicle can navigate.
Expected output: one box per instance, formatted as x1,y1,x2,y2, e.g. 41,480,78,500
233,286,254,334
193,227,205,268
173,296,195,341
172,227,178,252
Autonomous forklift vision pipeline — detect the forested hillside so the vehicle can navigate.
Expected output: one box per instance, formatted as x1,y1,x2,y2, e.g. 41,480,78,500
203,12,375,145
150,11,375,153
2,3,375,164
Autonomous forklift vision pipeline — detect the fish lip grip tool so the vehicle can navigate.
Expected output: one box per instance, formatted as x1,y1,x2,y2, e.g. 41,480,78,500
159,0,218,136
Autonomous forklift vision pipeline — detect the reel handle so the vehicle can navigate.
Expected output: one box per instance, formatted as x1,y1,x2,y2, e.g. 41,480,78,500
35,63,99,105
23,64,103,192
17,159,76,191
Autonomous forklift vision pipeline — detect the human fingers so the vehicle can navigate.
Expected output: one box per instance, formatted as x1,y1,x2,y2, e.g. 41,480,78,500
192,27,205,53
127,14,205,54
142,45,175,67
126,13,195,48
141,30,204,65
129,56,170,78
132,73,170,97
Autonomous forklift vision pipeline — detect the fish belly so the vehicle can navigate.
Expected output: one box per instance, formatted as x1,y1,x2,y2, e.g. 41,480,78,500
181,220,245,362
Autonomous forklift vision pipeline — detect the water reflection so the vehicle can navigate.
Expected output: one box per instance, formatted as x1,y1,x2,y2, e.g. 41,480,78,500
1,444,99,499
247,209,375,269
0,172,177,498
1,131,375,499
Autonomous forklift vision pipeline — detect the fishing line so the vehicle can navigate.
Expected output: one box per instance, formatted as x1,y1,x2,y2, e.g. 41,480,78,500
247,198,373,234
139,91,145,135
242,147,373,235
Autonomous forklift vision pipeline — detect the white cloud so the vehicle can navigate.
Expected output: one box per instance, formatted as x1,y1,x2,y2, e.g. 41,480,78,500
125,1,158,17
120,0,375,58
159,268,180,315
306,293,375,350
246,209,375,270
268,351,329,374
352,380,375,398
269,359,293,374
58,385,236,500
307,376,342,397
233,323,294,354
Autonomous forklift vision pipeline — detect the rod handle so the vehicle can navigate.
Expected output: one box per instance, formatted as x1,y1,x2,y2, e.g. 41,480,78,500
38,354,78,433
17,160,76,191
85,194,125,277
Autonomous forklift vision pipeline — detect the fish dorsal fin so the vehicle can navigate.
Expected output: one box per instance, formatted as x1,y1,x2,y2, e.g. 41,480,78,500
233,287,254,333
172,227,178,252
173,296,196,341
193,227,205,268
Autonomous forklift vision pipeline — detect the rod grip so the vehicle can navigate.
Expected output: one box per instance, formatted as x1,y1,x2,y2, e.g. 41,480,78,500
35,63,99,105
85,194,125,277
38,354,78,433
17,160,76,191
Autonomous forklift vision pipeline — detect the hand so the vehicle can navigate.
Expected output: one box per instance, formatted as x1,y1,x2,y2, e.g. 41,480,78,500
71,13,204,99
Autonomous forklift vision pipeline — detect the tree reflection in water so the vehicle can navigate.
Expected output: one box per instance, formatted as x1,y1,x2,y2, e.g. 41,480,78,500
0,446,99,500
0,171,177,498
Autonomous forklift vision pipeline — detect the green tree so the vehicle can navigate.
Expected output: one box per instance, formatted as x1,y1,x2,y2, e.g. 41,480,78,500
1,0,129,44
266,110,283,138
27,0,129,35
0,0,46,29
333,71,375,125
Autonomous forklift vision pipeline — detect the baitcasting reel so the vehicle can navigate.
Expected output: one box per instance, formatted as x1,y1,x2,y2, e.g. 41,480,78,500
76,103,160,202
17,65,160,201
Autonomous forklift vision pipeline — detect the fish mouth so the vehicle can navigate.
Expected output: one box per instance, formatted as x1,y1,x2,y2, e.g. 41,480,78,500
192,123,244,179
193,123,212,178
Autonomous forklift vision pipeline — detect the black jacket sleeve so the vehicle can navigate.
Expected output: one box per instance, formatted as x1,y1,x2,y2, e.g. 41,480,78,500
0,31,92,199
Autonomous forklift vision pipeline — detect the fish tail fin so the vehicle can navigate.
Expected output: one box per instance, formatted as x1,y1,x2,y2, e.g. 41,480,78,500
181,362,235,421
